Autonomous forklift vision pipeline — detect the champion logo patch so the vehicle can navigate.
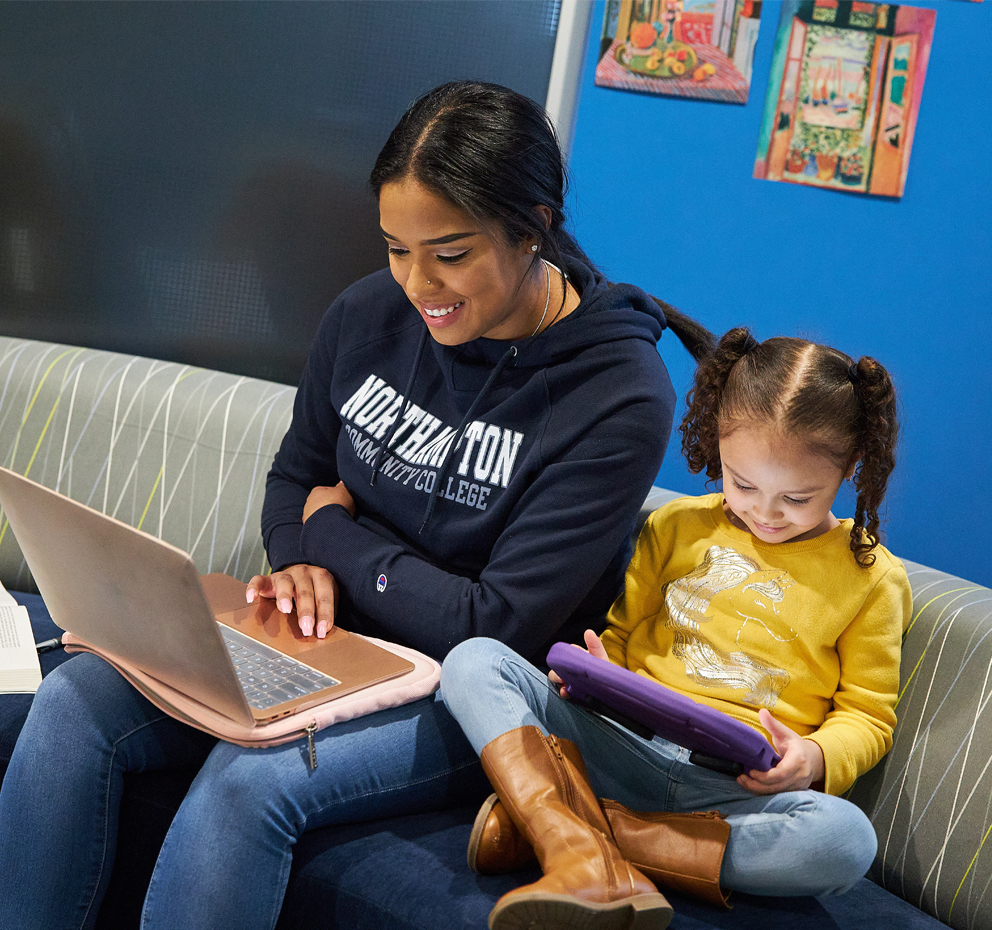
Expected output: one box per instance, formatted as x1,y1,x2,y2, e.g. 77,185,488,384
376,574,387,593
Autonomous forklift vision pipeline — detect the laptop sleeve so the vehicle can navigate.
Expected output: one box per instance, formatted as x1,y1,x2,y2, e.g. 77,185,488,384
62,631,440,748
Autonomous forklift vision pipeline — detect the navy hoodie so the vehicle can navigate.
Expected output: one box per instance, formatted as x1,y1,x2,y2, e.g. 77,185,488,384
262,258,676,664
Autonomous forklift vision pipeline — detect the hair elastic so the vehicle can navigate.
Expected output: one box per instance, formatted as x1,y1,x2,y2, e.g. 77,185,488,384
848,362,861,383
742,332,760,354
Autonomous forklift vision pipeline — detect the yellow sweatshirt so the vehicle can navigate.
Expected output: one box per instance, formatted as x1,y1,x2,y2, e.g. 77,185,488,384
601,493,911,795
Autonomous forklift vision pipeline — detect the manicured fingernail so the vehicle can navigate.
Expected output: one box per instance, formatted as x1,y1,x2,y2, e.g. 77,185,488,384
316,621,328,639
246,589,256,604
300,617,314,637
278,598,292,614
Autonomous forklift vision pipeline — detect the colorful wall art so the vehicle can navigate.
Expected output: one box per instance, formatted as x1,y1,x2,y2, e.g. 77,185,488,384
595,0,763,103
754,0,936,197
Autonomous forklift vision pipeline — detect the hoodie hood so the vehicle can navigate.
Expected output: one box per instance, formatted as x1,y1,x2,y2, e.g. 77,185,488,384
371,258,670,529
427,259,668,392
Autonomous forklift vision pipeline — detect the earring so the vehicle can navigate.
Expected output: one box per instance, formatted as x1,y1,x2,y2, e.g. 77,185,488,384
427,279,431,285
530,244,539,253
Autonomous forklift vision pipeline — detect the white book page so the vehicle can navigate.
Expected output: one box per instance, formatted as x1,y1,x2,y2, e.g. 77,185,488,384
0,602,43,692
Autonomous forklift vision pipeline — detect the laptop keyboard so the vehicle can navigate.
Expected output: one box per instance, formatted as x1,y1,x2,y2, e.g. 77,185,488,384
221,626,341,711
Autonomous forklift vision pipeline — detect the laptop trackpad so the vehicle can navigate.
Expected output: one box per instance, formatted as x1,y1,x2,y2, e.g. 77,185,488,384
202,572,415,695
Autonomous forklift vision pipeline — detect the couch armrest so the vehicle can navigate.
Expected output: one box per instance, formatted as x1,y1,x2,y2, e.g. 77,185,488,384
847,560,992,930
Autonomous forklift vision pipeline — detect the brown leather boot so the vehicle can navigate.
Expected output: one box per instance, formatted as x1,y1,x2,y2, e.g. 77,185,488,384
602,801,731,908
469,796,731,909
468,735,588,875
481,726,673,930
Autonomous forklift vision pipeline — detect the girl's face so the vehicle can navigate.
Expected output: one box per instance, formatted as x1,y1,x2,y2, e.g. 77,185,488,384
378,177,545,345
719,424,854,545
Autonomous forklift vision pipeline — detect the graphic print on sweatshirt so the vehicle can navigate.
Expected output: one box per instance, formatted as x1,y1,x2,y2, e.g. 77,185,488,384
339,373,525,512
662,545,796,709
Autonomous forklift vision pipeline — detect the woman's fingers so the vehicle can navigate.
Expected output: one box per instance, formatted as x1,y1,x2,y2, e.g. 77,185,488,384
303,481,356,521
311,569,339,638
244,565,339,638
245,574,273,604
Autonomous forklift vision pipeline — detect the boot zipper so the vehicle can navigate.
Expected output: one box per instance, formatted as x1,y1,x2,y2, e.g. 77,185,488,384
547,735,621,895
546,735,574,809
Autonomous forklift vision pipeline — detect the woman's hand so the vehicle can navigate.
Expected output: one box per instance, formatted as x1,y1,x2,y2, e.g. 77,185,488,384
738,708,825,795
549,629,609,698
303,481,356,522
246,564,339,638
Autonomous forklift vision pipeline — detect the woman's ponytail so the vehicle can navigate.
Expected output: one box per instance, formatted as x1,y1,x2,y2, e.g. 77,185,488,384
649,295,716,363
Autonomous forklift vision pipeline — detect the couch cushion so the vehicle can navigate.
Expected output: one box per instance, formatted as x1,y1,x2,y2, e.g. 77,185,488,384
274,806,948,930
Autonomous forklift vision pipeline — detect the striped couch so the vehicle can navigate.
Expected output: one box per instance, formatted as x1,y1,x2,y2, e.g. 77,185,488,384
0,336,989,930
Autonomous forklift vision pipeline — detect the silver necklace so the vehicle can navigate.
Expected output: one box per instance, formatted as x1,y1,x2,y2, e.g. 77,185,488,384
530,259,551,338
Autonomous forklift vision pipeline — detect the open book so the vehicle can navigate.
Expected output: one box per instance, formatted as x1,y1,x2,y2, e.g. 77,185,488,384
0,581,42,693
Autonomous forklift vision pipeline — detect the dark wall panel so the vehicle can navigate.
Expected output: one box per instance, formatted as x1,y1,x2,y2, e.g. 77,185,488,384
0,0,561,383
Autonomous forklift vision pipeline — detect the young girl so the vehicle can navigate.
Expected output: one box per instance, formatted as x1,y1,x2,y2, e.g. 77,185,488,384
441,327,912,930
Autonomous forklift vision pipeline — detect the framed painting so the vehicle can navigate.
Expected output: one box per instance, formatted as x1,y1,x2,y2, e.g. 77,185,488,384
753,0,936,197
595,0,763,104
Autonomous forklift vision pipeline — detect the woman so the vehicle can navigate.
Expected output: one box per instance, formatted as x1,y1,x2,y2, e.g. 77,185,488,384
0,81,710,929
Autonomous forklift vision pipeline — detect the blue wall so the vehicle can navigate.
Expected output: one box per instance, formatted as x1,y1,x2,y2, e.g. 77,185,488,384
567,0,992,586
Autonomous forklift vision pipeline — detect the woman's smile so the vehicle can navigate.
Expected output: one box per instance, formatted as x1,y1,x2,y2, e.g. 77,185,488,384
420,300,465,320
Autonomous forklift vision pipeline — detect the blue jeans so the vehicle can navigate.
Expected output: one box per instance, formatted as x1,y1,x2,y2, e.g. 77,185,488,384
0,653,488,930
440,638,878,898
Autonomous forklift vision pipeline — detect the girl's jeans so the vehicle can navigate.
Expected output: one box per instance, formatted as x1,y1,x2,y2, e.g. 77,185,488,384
440,637,878,899
0,653,488,930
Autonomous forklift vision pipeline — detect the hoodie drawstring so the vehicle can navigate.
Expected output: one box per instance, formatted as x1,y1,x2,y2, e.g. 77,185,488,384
419,344,518,533
369,325,430,487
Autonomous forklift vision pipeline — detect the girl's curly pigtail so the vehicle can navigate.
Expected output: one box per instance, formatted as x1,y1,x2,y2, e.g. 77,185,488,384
848,357,898,567
680,327,758,483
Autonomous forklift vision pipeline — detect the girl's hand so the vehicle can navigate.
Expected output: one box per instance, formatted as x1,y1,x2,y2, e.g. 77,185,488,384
738,708,825,795
245,564,339,639
303,481,356,521
549,629,609,698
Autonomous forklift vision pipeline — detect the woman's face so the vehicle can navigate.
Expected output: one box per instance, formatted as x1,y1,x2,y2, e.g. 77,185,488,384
378,177,546,345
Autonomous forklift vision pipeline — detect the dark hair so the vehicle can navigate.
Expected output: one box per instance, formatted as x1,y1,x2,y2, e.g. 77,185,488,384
680,327,899,566
371,81,587,273
370,81,713,360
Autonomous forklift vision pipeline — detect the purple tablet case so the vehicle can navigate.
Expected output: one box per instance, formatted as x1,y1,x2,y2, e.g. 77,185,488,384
546,643,780,774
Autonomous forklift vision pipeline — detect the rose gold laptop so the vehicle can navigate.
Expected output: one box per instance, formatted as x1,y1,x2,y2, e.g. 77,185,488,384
0,466,414,726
